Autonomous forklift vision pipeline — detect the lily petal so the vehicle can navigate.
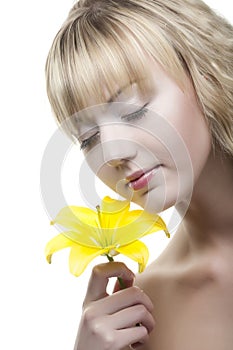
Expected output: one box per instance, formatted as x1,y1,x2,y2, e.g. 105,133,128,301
46,196,169,277
51,205,106,247
112,211,169,246
116,240,149,273
100,196,130,229
45,234,76,263
69,245,109,276
101,196,130,214
61,229,105,248
51,206,99,229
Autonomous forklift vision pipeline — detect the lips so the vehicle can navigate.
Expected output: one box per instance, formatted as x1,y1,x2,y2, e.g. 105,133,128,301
126,165,161,191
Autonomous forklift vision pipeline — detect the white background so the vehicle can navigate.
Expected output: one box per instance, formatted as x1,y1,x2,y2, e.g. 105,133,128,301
0,1,232,349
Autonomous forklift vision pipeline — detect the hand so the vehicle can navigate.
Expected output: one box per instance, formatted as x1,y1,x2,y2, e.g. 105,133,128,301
73,262,155,350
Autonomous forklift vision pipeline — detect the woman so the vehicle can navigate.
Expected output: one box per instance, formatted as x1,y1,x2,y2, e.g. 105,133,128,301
45,0,233,349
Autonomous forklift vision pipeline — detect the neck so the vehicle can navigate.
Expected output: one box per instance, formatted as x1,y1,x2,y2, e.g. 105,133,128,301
177,147,233,254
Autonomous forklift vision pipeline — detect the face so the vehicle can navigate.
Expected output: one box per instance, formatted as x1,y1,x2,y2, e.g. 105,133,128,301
76,60,212,214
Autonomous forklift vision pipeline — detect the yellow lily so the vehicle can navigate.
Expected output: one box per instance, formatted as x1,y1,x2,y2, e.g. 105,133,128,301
45,196,169,277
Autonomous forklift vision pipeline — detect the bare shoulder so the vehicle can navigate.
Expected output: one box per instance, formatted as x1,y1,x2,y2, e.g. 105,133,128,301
132,250,233,350
134,257,173,307
134,260,163,288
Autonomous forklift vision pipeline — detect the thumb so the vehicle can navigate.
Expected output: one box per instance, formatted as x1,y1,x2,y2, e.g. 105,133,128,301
83,262,135,305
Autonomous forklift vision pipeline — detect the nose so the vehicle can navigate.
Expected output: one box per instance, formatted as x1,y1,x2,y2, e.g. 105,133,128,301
100,124,136,167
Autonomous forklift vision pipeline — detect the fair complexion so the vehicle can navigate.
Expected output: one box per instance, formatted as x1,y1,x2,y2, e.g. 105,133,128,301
134,146,233,349
74,60,233,349
74,263,155,350
78,60,211,214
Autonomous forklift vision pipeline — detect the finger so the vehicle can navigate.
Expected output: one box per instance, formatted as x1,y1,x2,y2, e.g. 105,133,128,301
130,340,148,349
113,275,134,292
111,304,155,334
117,326,149,349
83,262,135,305
94,286,154,315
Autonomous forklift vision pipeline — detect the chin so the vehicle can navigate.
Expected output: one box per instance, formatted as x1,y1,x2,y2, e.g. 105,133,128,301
132,183,192,217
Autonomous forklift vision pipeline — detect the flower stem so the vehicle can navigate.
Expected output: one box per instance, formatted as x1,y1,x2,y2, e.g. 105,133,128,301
106,255,126,289
106,255,141,327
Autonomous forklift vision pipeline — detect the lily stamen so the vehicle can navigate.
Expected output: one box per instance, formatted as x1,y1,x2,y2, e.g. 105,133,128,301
45,196,169,277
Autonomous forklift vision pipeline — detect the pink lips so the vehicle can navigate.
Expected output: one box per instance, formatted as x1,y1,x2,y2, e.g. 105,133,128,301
126,166,161,191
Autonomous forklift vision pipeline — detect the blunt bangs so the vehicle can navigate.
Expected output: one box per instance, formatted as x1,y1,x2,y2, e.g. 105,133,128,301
45,2,184,136
46,16,153,124
46,0,233,154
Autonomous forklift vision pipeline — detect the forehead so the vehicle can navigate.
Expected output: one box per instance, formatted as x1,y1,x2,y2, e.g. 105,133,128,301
75,81,154,123
76,57,184,116
66,60,184,137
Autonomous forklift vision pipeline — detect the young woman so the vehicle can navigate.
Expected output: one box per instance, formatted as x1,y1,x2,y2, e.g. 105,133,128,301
45,0,233,349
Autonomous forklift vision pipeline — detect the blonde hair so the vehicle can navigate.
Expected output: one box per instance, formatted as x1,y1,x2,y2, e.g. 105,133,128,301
46,0,233,156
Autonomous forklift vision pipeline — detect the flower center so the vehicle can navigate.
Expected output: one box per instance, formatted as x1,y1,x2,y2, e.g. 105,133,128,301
108,249,119,257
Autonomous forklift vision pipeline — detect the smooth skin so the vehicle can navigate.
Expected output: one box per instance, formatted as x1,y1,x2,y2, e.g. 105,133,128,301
74,262,155,350
74,60,233,350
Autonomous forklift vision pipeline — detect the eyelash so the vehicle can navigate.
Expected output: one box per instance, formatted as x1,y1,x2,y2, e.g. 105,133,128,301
121,103,149,122
80,132,100,150
79,103,149,150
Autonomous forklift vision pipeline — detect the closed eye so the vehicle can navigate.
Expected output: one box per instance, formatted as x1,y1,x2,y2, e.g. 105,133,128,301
80,131,100,150
121,103,149,122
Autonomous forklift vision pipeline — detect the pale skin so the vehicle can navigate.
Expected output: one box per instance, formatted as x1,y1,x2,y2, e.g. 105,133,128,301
74,60,233,350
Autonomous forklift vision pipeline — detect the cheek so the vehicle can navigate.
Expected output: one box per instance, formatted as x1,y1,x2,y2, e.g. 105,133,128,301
84,152,124,199
173,102,212,182
150,89,212,182
83,146,109,187
185,119,211,182
97,166,116,188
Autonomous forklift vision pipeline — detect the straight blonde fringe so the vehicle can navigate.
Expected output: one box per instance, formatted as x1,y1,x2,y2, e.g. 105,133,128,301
46,0,233,155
